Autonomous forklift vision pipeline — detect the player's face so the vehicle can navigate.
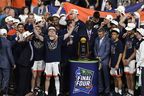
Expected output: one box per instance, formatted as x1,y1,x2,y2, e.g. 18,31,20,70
71,13,77,20
126,31,132,36
111,32,119,40
104,19,110,24
48,29,56,37
35,26,41,34
98,31,105,39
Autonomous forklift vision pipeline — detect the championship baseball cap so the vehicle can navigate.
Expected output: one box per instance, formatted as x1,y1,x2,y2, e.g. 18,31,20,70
125,23,136,31
48,26,56,31
52,14,60,18
115,6,125,15
0,29,7,35
5,16,14,22
71,9,79,15
111,20,119,26
22,31,33,38
106,15,113,21
111,28,120,34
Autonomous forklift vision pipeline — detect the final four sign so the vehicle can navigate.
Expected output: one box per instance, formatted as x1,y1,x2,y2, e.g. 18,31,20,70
73,67,94,94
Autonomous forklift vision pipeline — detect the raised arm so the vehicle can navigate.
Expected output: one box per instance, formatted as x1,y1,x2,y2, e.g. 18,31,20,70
64,26,74,40
56,3,64,15
33,28,44,42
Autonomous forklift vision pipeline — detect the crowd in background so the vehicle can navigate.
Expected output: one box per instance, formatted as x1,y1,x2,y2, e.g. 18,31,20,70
0,0,144,96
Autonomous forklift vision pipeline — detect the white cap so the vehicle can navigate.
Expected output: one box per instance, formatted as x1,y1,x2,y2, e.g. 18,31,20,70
106,15,113,21
137,28,144,36
60,14,66,17
0,29,7,35
112,28,120,34
34,14,43,22
134,12,140,18
111,20,118,26
48,27,56,31
13,19,21,24
115,6,125,15
125,23,136,31
35,16,43,23
19,15,28,23
5,16,14,22
52,14,60,18
23,31,33,38
71,9,79,15
59,16,67,26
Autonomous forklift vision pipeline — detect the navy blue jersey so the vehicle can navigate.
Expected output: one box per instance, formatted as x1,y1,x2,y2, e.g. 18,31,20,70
111,40,123,68
125,36,137,59
32,37,45,61
44,35,64,62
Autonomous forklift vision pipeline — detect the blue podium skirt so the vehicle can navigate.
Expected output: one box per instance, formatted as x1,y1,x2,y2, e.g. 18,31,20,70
69,60,99,96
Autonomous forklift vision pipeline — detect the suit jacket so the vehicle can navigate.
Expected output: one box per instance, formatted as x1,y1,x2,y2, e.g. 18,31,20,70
33,6,47,15
94,36,110,65
82,28,98,58
0,37,15,69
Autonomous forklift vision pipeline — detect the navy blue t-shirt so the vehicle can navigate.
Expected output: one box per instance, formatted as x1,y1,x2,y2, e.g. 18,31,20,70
111,40,123,68
125,36,136,59
44,35,64,62
32,37,45,61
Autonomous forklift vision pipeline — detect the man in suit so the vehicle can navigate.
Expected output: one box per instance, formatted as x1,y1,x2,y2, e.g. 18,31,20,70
33,0,47,15
94,28,111,96
83,20,97,59
0,28,15,95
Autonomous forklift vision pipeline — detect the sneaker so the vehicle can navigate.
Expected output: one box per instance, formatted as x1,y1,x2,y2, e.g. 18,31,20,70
126,92,134,96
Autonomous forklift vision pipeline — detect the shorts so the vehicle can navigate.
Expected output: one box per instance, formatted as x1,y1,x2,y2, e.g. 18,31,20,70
124,60,136,74
32,60,45,72
110,67,123,77
45,62,60,77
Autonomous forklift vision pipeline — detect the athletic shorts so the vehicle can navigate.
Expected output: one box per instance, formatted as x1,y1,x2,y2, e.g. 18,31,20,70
110,67,123,77
32,60,45,72
45,62,60,77
124,60,136,74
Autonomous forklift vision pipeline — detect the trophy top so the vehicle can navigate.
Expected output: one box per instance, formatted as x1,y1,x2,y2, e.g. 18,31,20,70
80,37,87,43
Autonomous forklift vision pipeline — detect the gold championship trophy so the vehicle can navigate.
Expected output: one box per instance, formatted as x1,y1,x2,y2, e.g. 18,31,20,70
78,36,89,60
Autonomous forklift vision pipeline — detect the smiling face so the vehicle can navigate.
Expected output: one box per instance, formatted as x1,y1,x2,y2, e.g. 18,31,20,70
48,29,57,40
17,24,25,33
